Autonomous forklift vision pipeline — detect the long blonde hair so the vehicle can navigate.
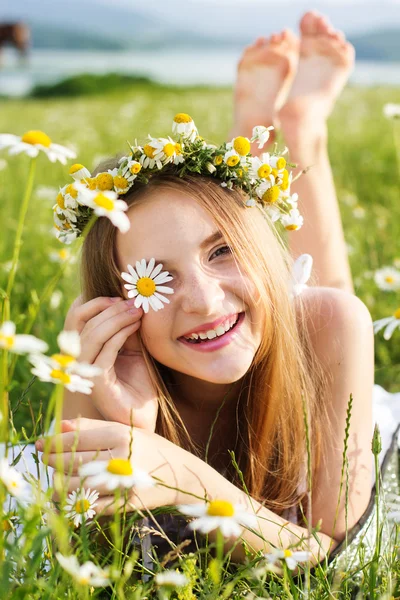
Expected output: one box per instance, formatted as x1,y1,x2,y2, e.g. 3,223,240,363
81,164,327,517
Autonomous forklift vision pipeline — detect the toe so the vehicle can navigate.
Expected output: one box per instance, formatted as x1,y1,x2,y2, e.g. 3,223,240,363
315,14,333,35
299,11,321,36
270,33,280,44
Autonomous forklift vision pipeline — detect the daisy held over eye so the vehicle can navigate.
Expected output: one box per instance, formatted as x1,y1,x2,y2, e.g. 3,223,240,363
41,107,373,569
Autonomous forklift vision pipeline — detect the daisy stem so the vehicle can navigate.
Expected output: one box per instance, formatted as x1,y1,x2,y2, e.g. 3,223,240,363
216,528,224,572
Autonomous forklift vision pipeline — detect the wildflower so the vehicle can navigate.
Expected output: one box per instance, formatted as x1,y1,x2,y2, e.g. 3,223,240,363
249,155,273,182
49,248,77,264
139,139,163,170
79,457,154,491
49,290,63,310
0,321,48,355
383,103,400,119
172,113,198,142
121,159,142,178
251,125,274,149
177,499,257,538
0,459,32,503
0,131,76,164
69,163,91,180
56,553,111,587
155,570,189,587
281,208,304,231
121,258,174,313
373,308,400,340
264,547,311,570
374,266,400,291
223,149,240,168
231,136,251,157
269,155,287,170
352,205,366,219
151,137,185,166
74,183,130,233
290,254,313,298
65,488,99,528
28,329,102,394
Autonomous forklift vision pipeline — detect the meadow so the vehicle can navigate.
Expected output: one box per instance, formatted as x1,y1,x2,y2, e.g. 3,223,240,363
0,80,400,598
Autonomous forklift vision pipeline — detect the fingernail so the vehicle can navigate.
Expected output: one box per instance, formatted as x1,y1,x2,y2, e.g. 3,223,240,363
110,297,121,303
125,298,137,306
35,439,43,450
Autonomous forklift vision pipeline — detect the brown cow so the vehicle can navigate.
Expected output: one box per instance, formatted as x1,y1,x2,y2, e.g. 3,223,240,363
0,22,30,64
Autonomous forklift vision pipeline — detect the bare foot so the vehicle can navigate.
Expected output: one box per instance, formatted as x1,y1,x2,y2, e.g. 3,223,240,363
230,29,299,146
279,12,355,128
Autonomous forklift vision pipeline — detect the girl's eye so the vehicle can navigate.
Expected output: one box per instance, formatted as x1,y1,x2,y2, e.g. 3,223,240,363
210,245,232,260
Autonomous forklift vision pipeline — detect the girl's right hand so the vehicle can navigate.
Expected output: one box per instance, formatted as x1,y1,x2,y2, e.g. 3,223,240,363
64,295,159,432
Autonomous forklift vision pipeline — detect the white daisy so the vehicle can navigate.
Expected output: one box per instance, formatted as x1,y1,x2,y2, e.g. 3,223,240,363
69,163,91,181
264,547,311,571
383,103,400,119
223,149,241,168
0,459,32,503
49,248,77,264
155,570,189,587
0,131,76,164
373,309,400,340
151,137,185,166
374,266,400,291
0,321,48,355
281,208,304,231
28,329,102,393
269,155,287,171
172,113,198,142
106,168,135,195
139,139,163,170
121,158,142,179
177,499,258,538
121,258,174,313
249,154,273,183
74,183,130,234
290,254,313,299
255,179,281,204
56,553,111,587
65,488,99,528
251,125,274,149
50,290,63,310
79,458,154,491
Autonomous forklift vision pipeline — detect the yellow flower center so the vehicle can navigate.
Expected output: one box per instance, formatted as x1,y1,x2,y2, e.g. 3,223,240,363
69,163,85,175
95,173,114,191
144,144,156,158
276,157,286,170
233,137,250,156
257,164,272,179
129,162,142,174
174,143,182,155
78,576,90,585
283,549,293,558
214,155,223,166
58,249,69,261
163,143,176,157
75,499,91,514
394,308,400,319
385,276,394,283
56,193,65,209
21,130,51,148
65,184,78,199
136,277,156,297
237,169,243,177
0,334,14,349
285,224,299,231
280,180,289,192
107,458,133,476
94,193,115,211
50,370,71,384
51,353,75,368
82,177,97,190
113,176,129,190
262,185,280,204
174,113,192,124
227,155,240,167
207,500,235,517
271,168,278,179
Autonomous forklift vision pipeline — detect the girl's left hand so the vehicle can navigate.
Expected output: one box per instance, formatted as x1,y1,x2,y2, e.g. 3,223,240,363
35,418,169,515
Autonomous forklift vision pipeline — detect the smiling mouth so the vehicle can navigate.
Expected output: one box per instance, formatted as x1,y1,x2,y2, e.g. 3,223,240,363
180,313,242,344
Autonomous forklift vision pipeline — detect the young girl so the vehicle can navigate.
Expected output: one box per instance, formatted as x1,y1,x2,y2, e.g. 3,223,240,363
33,12,396,568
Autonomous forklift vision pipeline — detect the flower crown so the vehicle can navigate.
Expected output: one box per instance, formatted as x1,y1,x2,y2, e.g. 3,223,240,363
53,113,303,244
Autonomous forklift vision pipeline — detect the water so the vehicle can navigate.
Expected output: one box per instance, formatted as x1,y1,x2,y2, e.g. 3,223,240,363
1,48,400,97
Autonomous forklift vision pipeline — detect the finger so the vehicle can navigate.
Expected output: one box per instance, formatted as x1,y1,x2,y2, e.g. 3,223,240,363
65,296,124,333
94,321,141,369
35,418,116,451
42,449,112,473
80,305,142,364
38,425,131,453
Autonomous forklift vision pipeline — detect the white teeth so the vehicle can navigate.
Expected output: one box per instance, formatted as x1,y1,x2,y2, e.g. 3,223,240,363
183,314,241,342
206,330,217,340
224,321,231,333
199,332,208,340
215,325,225,336
192,333,199,339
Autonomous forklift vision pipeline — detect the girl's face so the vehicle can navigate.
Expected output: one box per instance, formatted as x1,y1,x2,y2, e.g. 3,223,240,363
116,189,263,385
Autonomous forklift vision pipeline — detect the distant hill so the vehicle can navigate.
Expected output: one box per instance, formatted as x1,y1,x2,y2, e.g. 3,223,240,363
31,23,126,51
349,29,400,61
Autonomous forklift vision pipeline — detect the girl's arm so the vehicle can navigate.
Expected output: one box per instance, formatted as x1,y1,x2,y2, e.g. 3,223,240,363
282,120,354,294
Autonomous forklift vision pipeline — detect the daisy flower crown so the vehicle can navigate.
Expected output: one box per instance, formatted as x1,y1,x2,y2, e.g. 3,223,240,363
53,112,303,245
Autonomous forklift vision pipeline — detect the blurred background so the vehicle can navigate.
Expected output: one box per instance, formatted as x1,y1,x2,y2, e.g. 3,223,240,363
0,0,400,96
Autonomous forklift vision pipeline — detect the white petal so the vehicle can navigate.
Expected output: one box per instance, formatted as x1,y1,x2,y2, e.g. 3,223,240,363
127,264,139,281
71,362,102,378
1,321,16,336
154,285,174,295
373,317,393,334
79,462,106,477
153,273,173,284
292,254,313,285
148,296,163,311
293,551,311,562
219,519,241,538
121,271,136,284
141,297,150,313
285,557,297,570
58,330,81,358
384,319,400,340
153,292,170,304
12,335,48,355
127,289,139,298
177,503,207,518
110,211,130,233
149,263,163,279
134,295,144,309
136,260,145,278
145,258,155,277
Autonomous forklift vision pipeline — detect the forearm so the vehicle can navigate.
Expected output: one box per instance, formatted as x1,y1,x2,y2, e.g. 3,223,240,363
282,122,354,294
146,432,338,566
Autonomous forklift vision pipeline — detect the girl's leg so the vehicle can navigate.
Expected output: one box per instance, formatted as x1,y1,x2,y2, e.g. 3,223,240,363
280,12,355,293
228,29,299,148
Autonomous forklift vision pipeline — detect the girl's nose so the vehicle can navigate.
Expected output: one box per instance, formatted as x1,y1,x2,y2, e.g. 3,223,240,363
178,270,225,315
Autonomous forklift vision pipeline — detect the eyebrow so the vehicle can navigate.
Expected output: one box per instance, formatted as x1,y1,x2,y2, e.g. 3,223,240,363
157,230,224,268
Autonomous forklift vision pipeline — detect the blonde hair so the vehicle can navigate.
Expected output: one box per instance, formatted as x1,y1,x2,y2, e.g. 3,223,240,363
81,161,328,517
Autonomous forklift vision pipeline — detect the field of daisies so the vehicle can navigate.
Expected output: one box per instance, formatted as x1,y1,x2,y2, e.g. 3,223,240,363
0,80,400,599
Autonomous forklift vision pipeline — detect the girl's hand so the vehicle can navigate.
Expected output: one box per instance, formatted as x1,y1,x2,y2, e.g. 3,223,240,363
64,295,159,431
38,418,173,514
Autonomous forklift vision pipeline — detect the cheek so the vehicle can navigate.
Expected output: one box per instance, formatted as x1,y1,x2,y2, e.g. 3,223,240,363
140,313,173,353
